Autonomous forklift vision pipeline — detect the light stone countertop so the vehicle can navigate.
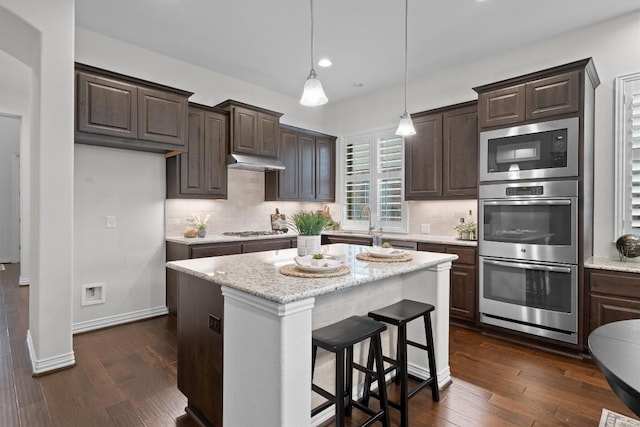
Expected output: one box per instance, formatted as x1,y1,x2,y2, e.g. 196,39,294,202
166,230,476,247
166,243,457,304
322,230,477,247
166,232,296,245
585,256,640,274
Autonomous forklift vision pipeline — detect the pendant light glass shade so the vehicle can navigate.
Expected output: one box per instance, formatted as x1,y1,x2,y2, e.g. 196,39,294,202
300,69,328,106
300,0,328,106
396,111,416,136
396,0,415,136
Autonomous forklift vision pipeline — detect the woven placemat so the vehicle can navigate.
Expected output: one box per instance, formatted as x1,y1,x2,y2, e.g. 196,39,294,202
279,264,351,278
356,252,413,263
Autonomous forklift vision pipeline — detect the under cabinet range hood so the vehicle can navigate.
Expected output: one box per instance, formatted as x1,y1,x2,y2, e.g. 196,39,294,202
226,153,286,171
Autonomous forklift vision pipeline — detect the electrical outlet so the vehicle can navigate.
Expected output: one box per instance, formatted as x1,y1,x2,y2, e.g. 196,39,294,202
420,224,431,234
106,216,116,228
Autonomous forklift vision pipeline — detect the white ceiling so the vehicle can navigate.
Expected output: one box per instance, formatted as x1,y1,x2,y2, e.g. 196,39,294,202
75,0,640,103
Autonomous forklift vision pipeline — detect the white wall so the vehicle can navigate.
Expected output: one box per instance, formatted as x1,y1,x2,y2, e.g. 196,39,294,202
0,48,31,284
73,145,166,329
0,0,75,374
0,115,20,262
325,10,640,258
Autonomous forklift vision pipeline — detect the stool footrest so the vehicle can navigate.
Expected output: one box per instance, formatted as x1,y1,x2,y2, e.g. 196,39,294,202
406,339,430,352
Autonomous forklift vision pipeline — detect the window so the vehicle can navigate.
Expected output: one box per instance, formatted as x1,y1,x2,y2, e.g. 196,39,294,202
615,72,640,237
341,128,406,232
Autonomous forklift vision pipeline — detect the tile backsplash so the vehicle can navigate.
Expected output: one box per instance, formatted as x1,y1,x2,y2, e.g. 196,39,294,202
166,169,477,237
165,169,329,236
407,199,477,236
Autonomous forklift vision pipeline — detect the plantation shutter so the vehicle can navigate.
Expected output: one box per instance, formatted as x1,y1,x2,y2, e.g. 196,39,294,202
345,135,371,221
630,86,640,230
377,136,404,226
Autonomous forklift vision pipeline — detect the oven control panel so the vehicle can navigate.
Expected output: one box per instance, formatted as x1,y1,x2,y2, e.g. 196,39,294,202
505,186,544,196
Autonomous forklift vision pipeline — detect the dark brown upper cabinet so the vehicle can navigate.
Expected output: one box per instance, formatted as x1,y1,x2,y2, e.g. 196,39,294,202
215,100,282,158
265,125,336,202
405,101,478,200
167,104,228,199
75,63,191,153
475,59,598,130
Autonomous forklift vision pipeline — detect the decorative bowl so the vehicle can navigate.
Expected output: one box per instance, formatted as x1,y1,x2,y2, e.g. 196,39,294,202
615,234,640,261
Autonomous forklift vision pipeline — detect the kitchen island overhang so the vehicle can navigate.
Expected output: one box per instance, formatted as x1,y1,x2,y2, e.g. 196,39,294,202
167,243,457,427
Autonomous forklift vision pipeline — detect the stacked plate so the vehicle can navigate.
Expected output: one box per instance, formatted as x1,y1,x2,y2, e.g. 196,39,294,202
294,255,344,273
364,246,406,259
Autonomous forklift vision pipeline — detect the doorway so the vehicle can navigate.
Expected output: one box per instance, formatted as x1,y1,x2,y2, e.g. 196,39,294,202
0,115,20,264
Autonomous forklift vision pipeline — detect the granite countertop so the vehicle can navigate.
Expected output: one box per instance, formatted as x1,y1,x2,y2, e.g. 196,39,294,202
166,243,457,304
166,230,477,247
166,232,296,245
585,256,640,274
322,230,477,247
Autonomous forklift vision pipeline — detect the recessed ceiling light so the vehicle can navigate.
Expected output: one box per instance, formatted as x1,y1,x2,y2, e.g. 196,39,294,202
318,58,332,67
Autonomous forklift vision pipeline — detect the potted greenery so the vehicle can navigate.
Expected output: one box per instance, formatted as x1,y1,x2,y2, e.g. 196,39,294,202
454,221,476,240
289,210,332,256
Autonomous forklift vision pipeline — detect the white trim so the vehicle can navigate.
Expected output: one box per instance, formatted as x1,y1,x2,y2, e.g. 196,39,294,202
71,305,169,334
221,286,315,316
26,329,75,375
18,276,29,286
614,71,640,238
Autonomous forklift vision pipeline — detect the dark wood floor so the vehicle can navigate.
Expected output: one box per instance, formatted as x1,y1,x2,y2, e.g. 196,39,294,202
1,262,638,426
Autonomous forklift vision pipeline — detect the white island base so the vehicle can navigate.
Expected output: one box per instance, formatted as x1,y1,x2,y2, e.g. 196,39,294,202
221,260,452,426
167,244,455,427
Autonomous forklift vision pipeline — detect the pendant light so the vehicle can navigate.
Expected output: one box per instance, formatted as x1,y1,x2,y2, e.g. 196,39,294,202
300,0,328,106
396,0,416,136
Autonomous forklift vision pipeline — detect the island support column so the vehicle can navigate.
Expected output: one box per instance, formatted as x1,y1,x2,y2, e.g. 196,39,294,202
221,287,315,427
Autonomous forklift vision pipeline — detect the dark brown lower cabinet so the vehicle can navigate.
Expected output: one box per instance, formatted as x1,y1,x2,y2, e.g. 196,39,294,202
587,268,640,337
177,272,223,427
418,243,477,322
166,239,295,315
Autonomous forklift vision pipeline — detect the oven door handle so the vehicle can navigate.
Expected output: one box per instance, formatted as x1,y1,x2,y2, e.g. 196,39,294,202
483,258,572,273
482,200,572,206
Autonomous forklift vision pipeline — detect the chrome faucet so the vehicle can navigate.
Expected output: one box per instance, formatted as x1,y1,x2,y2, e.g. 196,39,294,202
360,206,374,233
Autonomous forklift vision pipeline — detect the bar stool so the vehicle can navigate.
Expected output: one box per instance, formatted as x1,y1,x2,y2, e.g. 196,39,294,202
363,300,439,427
311,316,390,427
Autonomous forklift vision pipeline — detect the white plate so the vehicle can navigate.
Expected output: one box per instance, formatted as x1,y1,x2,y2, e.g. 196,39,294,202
294,256,344,273
365,247,405,258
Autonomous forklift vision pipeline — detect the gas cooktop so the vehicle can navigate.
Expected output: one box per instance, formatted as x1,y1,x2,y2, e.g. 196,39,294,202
223,230,287,237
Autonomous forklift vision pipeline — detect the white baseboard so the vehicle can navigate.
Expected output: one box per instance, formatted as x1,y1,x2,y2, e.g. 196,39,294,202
19,276,29,286
72,305,169,334
26,329,76,375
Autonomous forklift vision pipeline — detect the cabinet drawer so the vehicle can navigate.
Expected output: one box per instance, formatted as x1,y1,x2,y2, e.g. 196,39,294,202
242,239,291,254
588,269,640,299
190,243,242,259
446,247,476,265
417,243,446,253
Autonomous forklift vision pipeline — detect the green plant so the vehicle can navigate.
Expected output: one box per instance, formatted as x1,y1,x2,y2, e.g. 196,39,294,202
312,253,324,259
197,223,206,231
289,210,332,236
454,221,476,234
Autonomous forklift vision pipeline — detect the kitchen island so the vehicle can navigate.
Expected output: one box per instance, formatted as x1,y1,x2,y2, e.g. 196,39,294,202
166,243,457,426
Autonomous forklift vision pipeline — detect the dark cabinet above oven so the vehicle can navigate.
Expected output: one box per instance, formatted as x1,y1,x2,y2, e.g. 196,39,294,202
474,58,600,130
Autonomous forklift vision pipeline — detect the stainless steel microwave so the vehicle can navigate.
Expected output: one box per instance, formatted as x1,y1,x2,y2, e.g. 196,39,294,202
479,117,579,182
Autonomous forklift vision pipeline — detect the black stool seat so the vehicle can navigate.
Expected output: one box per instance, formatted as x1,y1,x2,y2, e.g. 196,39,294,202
364,300,439,427
312,316,390,427
313,316,387,351
368,300,435,326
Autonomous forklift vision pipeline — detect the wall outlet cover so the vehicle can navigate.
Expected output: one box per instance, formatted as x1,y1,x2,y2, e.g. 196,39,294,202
420,224,431,234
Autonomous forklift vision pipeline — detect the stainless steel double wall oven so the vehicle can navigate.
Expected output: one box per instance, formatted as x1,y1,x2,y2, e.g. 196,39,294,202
478,118,581,344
